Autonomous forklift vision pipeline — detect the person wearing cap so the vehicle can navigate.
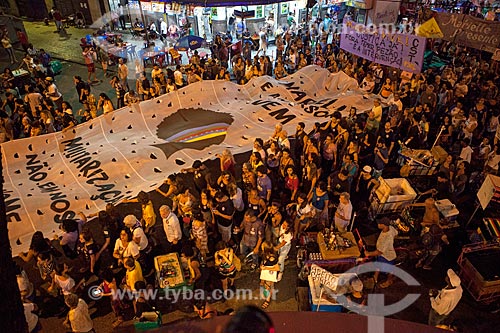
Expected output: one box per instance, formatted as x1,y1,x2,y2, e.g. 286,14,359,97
354,165,379,207
44,76,63,111
345,278,366,310
428,269,463,326
365,217,398,288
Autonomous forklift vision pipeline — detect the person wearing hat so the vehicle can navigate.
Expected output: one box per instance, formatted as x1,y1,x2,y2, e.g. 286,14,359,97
44,76,63,111
428,269,463,326
345,278,366,310
354,165,379,207
365,217,398,288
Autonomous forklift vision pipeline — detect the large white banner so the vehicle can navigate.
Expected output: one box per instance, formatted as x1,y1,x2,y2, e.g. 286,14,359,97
2,66,376,254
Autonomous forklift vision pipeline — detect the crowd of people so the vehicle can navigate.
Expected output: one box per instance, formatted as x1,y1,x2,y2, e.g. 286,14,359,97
7,10,500,332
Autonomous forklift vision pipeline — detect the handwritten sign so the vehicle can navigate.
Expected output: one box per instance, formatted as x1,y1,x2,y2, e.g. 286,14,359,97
435,12,500,53
370,0,400,25
340,22,426,73
310,264,340,291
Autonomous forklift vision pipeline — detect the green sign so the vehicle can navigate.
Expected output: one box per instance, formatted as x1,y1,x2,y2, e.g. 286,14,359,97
281,3,288,15
211,7,217,17
257,6,263,18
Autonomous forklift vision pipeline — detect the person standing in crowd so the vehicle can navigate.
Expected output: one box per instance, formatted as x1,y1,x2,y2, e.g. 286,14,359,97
365,217,398,288
1,33,16,64
334,192,352,232
428,269,463,327
238,210,264,270
44,77,63,111
213,190,235,243
117,58,129,90
97,93,114,115
159,205,182,253
82,47,97,83
274,220,292,282
373,138,389,179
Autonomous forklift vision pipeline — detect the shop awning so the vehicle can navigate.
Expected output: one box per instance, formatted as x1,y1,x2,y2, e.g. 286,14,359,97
174,0,288,6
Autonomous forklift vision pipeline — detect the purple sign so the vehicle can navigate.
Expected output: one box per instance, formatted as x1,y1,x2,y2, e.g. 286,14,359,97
340,23,426,73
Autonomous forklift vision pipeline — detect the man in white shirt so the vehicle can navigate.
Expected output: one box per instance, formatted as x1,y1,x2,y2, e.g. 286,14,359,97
334,192,352,232
429,269,463,326
160,18,167,40
45,77,63,111
366,217,398,288
389,93,403,112
459,138,473,163
24,86,43,117
160,205,182,253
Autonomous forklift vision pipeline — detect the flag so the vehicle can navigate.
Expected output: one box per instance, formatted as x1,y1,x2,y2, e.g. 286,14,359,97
416,18,444,38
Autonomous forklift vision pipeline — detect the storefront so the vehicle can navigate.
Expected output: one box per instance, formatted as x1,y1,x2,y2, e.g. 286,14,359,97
344,0,373,24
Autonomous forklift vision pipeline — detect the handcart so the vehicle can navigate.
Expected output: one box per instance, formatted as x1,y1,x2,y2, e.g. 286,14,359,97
154,253,192,292
308,271,358,312
457,239,500,304
397,146,447,177
369,177,418,216
297,231,361,281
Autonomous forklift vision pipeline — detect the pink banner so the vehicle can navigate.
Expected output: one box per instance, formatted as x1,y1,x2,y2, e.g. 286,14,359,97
340,22,426,73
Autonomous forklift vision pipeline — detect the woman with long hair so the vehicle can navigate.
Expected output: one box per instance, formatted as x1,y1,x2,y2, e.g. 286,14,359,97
288,192,314,239
98,93,115,114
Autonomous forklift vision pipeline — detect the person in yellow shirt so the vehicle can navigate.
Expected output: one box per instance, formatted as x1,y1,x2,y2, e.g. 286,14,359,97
122,191,156,233
124,258,144,292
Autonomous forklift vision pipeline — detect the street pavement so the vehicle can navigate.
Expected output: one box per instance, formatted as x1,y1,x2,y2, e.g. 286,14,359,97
3,19,500,333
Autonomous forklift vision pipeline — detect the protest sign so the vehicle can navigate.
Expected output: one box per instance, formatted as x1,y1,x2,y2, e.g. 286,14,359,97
435,12,500,52
340,22,426,73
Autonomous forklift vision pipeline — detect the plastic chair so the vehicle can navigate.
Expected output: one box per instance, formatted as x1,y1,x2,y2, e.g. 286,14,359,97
127,45,137,58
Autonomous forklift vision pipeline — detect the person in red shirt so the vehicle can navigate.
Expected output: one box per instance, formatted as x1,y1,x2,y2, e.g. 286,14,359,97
15,28,29,51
